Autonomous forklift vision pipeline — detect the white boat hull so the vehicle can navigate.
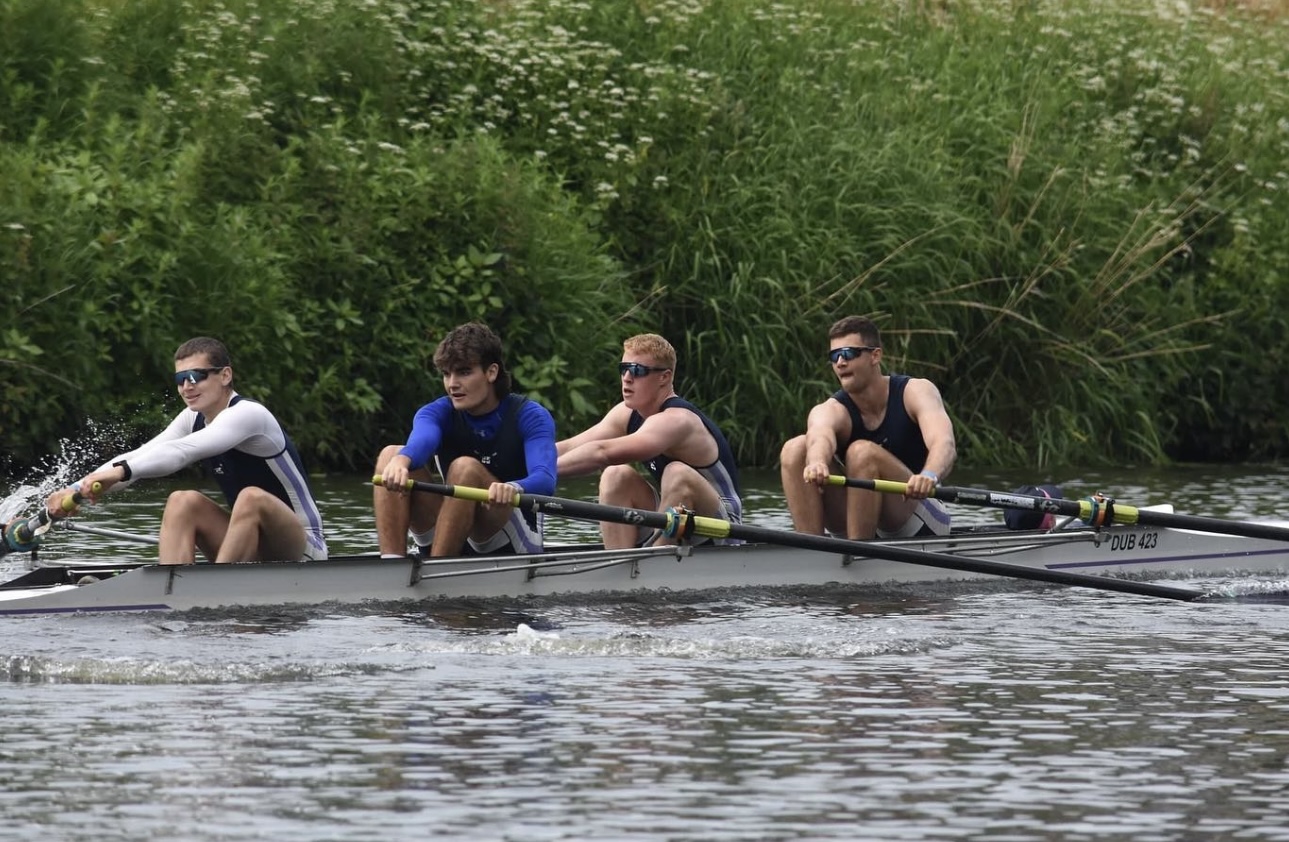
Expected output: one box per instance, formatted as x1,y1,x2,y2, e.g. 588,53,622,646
2,523,1288,615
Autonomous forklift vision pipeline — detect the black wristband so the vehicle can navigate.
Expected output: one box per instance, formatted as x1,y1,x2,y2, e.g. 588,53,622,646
112,459,133,481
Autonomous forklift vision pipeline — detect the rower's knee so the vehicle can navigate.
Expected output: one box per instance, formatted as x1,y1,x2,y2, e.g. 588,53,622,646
598,464,644,504
844,439,886,474
229,486,276,520
163,489,211,518
374,444,403,472
780,435,807,471
443,456,489,485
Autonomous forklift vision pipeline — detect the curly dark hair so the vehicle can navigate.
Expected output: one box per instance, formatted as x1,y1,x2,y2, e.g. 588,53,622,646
432,322,511,398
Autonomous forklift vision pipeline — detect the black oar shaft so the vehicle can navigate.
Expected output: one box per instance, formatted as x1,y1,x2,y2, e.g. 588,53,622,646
837,477,1289,543
392,479,1206,603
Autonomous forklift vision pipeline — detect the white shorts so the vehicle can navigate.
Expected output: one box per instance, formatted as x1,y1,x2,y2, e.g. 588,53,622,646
303,533,329,561
469,507,544,555
876,498,952,539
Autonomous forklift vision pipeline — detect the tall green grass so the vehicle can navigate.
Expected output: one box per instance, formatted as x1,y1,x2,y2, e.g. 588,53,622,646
2,0,1286,474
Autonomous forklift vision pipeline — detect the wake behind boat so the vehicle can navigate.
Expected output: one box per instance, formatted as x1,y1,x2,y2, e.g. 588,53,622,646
4,518,1289,615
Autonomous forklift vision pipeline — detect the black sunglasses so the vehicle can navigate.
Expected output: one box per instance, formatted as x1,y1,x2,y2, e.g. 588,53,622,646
827,346,879,364
174,367,225,385
618,362,670,378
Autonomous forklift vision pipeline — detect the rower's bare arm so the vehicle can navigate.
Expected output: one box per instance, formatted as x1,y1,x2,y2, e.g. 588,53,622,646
905,379,956,480
802,401,848,485
556,404,636,476
556,403,627,456
639,408,720,467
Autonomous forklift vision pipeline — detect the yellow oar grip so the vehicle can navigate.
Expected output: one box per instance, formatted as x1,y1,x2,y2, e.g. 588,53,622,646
826,475,909,495
58,482,102,512
453,486,492,503
371,476,418,491
691,515,733,540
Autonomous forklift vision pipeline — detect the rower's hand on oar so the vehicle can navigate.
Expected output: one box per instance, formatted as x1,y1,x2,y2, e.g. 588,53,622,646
44,486,83,518
41,479,96,518
904,471,939,500
802,462,831,490
42,491,71,519
75,467,124,503
377,457,413,495
486,481,522,508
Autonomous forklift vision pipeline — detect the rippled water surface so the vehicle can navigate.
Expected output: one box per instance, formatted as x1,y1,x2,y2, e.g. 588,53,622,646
3,465,1289,841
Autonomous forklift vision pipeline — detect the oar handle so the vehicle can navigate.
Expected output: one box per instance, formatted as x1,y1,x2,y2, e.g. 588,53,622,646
3,484,96,554
59,485,95,512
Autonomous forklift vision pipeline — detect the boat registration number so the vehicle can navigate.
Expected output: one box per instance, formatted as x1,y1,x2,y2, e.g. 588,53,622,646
1110,531,1159,551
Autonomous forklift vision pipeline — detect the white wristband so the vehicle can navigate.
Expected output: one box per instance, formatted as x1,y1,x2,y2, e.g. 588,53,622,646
920,470,939,483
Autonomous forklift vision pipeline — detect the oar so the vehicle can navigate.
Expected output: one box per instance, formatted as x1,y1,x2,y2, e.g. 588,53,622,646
374,477,1220,603
833,476,1289,542
1,486,92,555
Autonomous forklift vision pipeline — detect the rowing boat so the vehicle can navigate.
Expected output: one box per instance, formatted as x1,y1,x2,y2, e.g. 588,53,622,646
3,518,1288,615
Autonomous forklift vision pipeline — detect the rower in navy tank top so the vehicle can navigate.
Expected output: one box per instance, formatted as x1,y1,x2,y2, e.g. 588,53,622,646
831,375,928,475
557,333,744,550
626,396,743,528
780,316,957,540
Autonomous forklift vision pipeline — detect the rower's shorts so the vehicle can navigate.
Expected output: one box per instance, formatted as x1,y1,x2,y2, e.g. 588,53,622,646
469,507,544,555
876,498,952,539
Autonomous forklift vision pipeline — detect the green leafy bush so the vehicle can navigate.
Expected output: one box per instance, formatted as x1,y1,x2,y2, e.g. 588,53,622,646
2,0,1286,475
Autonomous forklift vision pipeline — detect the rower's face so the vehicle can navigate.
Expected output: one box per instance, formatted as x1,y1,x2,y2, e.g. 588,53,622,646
441,362,499,415
619,355,671,410
173,354,230,413
828,333,880,388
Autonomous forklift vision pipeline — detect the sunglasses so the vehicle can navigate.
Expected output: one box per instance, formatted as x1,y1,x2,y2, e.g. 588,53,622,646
618,362,670,378
174,367,225,385
827,346,879,364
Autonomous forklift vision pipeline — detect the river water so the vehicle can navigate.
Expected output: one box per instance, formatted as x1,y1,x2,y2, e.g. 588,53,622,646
3,464,1289,841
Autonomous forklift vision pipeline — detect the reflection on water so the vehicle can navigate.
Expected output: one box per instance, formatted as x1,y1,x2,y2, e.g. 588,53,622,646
5,590,1289,841
2,465,1289,841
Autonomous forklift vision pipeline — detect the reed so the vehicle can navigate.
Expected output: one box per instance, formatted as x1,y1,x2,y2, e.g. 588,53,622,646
1,0,1286,474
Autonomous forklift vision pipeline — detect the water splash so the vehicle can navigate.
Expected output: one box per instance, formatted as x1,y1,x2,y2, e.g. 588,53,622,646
1,418,141,519
1,652,424,684
513,622,561,641
1200,576,1289,604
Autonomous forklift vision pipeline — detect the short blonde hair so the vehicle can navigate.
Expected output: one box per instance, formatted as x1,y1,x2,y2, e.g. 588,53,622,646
623,334,676,369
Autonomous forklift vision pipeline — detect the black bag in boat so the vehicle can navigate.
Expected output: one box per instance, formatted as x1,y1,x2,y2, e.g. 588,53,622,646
1003,484,1064,531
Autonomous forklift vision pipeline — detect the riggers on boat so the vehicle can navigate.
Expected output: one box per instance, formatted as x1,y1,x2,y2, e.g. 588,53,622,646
4,519,1289,616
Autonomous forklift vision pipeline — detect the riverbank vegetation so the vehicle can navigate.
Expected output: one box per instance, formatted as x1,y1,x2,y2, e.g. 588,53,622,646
3,0,1286,474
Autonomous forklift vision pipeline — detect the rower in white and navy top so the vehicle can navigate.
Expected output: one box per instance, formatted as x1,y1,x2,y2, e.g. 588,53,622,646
46,336,327,564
